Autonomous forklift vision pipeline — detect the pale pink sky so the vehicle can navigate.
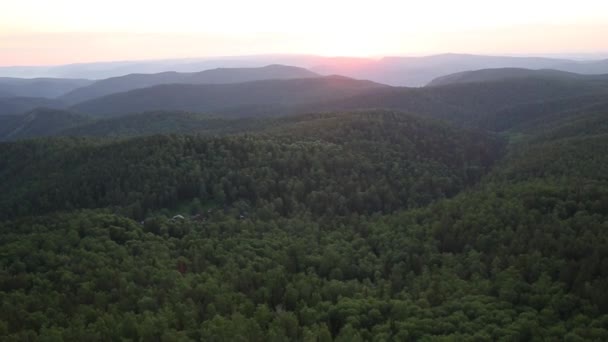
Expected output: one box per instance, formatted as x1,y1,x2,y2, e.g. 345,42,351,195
1,0,608,66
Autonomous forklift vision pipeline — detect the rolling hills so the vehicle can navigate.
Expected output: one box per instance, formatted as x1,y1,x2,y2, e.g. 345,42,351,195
60,64,319,104
68,68,608,121
0,108,90,141
0,96,66,116
1,101,608,339
0,77,92,98
2,67,608,142
0,111,504,219
71,76,387,117
296,74,608,128
475,93,608,133
1,60,608,339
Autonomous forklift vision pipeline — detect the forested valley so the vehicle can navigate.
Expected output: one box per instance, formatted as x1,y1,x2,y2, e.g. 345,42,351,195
1,68,608,341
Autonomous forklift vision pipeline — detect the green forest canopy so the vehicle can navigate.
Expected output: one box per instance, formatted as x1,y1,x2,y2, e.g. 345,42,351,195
1,109,607,341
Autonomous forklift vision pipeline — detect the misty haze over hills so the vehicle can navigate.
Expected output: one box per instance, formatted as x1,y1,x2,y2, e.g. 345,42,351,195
2,60,608,121
70,76,386,117
2,53,608,86
2,62,608,141
60,65,319,104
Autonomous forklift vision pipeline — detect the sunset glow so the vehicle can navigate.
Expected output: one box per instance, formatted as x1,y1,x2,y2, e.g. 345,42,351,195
1,0,608,65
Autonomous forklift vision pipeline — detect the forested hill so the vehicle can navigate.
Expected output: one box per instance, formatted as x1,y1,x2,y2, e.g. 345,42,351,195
0,108,90,141
70,73,607,121
2,101,608,340
71,76,386,117
0,111,503,220
1,105,608,340
58,111,267,138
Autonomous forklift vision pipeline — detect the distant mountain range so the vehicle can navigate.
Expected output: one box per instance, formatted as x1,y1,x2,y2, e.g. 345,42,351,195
2,62,608,143
2,53,608,86
3,65,608,142
60,65,319,104
427,68,608,87
0,65,322,115
329,54,608,86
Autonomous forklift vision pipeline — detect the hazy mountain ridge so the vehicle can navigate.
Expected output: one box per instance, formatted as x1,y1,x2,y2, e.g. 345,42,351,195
60,64,319,104
3,53,608,86
71,70,608,121
2,66,608,141
292,76,608,128
71,76,387,117
0,77,92,98
427,67,608,87
0,55,327,79
552,58,608,74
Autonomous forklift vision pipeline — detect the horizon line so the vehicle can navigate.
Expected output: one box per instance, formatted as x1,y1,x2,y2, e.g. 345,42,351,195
2,51,608,68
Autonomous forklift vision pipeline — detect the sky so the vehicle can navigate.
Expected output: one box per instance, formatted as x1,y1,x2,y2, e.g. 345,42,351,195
1,0,608,66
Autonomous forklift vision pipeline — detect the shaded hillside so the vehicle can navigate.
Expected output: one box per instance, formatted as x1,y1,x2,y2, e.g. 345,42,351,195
478,94,608,132
497,134,608,182
528,108,608,142
301,87,469,120
6,74,608,141
426,68,608,87
0,97,66,116
0,108,90,141
0,77,92,98
60,111,266,138
298,77,608,128
61,65,319,104
73,74,607,121
0,116,21,139
0,111,503,219
422,78,607,116
0,74,601,141
71,76,387,117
